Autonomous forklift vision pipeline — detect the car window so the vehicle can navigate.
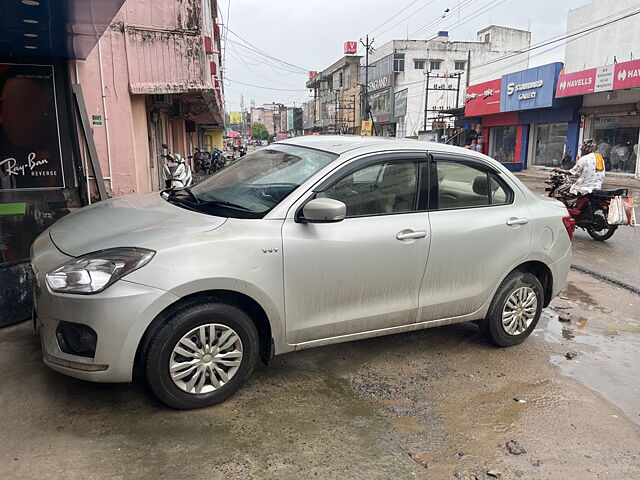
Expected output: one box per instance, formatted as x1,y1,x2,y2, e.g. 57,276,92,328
318,161,419,217
436,162,489,209
489,173,512,205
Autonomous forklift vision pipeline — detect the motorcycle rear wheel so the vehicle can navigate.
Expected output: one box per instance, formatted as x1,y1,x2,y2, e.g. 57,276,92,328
586,208,617,241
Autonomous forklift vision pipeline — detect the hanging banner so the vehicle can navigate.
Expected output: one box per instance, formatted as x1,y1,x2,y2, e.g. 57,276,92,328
393,89,408,118
229,111,243,124
0,64,65,190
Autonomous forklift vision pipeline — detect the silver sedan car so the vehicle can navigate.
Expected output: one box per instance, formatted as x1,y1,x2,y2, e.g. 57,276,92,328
31,136,573,409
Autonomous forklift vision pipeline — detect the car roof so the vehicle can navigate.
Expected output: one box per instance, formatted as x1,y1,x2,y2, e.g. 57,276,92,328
275,135,487,159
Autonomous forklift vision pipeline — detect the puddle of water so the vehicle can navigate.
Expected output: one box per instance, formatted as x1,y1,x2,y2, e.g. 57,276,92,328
540,309,640,426
562,283,598,307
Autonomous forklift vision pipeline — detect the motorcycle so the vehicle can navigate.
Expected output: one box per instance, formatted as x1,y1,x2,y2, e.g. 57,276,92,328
192,148,211,173
210,148,227,173
162,143,193,189
545,171,627,241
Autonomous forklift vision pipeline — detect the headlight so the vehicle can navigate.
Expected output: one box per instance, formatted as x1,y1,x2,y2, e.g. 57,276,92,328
45,248,155,294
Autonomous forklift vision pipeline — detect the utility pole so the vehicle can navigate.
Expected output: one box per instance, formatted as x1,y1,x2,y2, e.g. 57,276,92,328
456,73,461,107
423,70,430,131
360,35,374,124
466,50,471,89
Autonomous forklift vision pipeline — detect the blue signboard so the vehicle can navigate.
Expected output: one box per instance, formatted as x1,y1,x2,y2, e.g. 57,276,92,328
500,63,563,112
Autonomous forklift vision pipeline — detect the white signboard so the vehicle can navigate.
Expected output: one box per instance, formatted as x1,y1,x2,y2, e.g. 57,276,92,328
594,64,614,92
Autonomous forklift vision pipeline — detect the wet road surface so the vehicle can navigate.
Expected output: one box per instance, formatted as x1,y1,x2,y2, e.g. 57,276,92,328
1,271,639,479
523,179,640,291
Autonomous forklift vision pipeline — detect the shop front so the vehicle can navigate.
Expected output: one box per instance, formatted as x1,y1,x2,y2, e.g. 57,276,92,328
464,78,523,168
501,62,581,169
0,1,125,326
557,59,640,176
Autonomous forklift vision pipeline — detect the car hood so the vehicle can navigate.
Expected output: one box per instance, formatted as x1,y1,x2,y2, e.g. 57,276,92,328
49,193,227,257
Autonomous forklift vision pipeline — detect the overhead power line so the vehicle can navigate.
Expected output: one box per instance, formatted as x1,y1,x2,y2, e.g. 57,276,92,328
226,77,309,92
226,28,309,73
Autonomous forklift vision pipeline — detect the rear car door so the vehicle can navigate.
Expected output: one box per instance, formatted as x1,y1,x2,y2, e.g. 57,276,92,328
282,154,431,344
417,154,533,321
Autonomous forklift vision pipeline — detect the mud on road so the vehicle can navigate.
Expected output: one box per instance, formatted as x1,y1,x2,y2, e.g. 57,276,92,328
1,271,639,480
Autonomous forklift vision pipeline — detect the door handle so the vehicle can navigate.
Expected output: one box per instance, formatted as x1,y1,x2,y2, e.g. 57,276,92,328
506,217,529,226
396,230,428,240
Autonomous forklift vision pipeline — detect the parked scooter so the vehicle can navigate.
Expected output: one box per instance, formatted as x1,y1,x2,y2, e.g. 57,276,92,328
162,143,193,189
545,171,627,241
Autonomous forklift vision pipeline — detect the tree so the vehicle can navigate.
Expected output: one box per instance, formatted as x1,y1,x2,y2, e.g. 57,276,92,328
251,123,269,140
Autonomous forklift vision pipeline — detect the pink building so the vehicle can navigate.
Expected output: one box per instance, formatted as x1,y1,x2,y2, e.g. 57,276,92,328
0,0,225,323
75,0,226,197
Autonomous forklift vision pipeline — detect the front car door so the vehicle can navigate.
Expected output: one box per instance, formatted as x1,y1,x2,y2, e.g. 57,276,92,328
282,154,431,345
418,153,533,321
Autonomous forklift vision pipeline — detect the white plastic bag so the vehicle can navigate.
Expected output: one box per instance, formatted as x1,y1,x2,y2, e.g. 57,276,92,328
607,196,628,225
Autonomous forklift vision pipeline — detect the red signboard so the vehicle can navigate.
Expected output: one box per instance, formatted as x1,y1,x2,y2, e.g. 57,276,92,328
556,68,596,97
344,41,358,55
613,59,640,90
464,79,501,116
308,71,318,80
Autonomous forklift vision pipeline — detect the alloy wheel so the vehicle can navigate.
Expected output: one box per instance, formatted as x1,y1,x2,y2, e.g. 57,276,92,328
501,286,538,335
169,323,243,394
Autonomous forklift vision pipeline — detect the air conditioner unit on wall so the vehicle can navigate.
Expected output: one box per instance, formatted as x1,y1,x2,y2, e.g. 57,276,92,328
153,94,172,108
171,100,184,117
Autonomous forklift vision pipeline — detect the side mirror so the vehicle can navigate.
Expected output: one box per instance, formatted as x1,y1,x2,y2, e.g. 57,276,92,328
300,198,346,223
161,143,169,149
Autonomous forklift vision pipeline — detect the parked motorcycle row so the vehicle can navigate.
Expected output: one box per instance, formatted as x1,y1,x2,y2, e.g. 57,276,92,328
162,144,248,190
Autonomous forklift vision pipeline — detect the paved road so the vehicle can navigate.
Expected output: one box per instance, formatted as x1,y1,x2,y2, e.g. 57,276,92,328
1,271,639,480
523,179,640,291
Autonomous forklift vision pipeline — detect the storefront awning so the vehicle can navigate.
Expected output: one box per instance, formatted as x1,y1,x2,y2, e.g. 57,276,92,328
0,0,126,59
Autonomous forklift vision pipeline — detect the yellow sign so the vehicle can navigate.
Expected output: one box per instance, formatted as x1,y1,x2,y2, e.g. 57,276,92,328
361,120,373,136
229,111,243,124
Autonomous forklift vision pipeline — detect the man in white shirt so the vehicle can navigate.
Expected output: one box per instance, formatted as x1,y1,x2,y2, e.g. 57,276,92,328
553,139,605,195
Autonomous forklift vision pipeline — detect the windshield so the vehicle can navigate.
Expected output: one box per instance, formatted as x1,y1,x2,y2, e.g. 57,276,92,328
181,144,337,218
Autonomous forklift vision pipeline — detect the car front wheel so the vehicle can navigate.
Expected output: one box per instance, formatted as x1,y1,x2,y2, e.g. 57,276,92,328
145,301,259,409
482,271,543,347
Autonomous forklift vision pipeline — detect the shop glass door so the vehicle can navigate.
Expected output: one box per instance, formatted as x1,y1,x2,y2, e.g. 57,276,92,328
592,116,639,174
531,123,568,167
488,125,516,163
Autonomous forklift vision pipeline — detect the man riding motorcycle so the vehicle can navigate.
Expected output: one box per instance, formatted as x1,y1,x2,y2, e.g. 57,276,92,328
552,138,605,199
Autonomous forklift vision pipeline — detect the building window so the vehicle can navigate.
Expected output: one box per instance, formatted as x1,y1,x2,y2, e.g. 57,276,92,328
414,60,426,70
430,60,442,71
339,72,343,87
484,33,490,43
455,61,466,71
393,53,405,72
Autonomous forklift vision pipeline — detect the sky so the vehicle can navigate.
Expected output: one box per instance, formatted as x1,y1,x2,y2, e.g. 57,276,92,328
220,0,594,113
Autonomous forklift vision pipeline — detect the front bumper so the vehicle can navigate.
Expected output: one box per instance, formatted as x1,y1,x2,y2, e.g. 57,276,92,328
35,278,179,383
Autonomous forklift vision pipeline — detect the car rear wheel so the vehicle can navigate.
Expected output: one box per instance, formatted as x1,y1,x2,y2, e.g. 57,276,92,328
145,301,259,409
481,271,543,347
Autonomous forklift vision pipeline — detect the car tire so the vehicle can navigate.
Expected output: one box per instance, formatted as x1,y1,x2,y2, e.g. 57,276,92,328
145,301,259,409
481,271,543,347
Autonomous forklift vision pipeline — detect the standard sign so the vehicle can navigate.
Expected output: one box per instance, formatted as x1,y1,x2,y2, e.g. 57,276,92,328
506,80,544,99
501,62,563,112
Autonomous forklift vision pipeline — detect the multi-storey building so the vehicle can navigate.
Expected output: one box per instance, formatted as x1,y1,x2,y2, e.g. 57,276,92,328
366,26,531,138
306,55,362,134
